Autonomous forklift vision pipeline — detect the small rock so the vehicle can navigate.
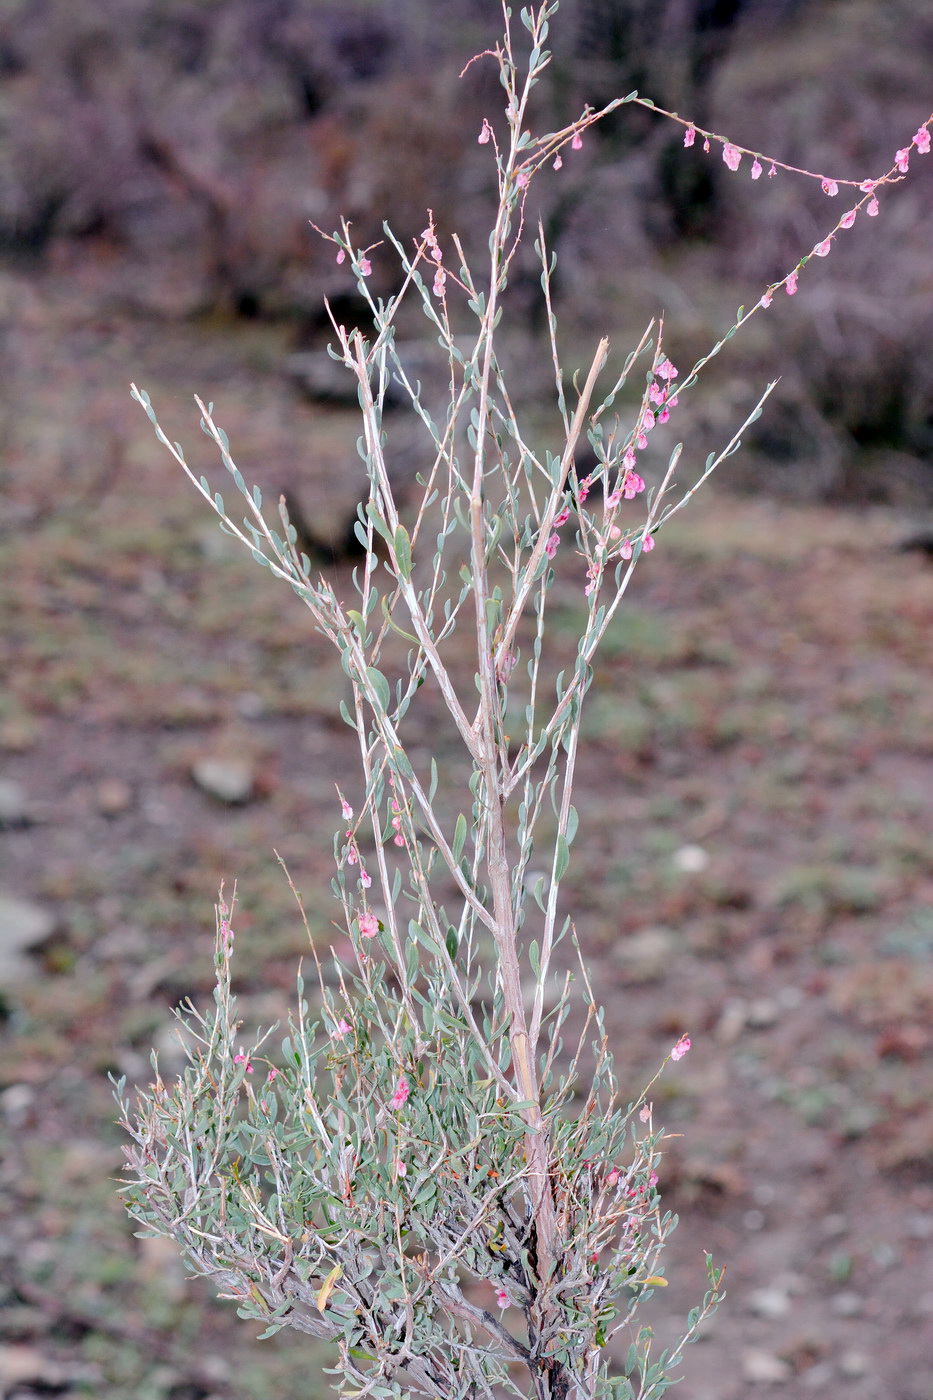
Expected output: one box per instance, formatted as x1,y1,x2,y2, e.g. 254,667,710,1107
0,719,39,753
742,1349,793,1385
96,777,133,817
191,757,255,805
0,1346,66,1389
234,691,265,719
0,893,57,983
905,1213,933,1240
747,1288,791,1319
837,1351,869,1379
746,998,780,1029
0,1084,35,1126
672,844,710,873
0,779,29,827
801,1362,835,1390
831,1291,864,1318
820,1213,849,1239
611,927,678,978
743,1209,766,1232
715,998,748,1044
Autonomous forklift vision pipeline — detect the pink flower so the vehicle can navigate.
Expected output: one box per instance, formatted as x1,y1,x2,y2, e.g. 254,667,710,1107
867,197,880,217
358,911,380,938
584,562,600,596
821,178,838,197
639,1102,652,1123
577,475,593,503
553,507,571,528
859,179,876,193
751,159,763,180
478,120,491,145
656,357,678,381
641,533,655,553
683,126,696,148
359,868,371,889
895,147,910,173
642,408,655,432
649,382,666,405
914,126,931,155
339,792,353,821
622,470,645,499
722,143,742,172
671,1034,691,1061
266,1067,278,1084
336,249,346,265
813,239,832,257
768,163,777,178
359,257,372,277
234,1052,253,1074
553,154,563,170
619,538,633,561
760,291,773,308
433,268,446,297
545,532,560,559
658,406,670,424
390,1074,410,1110
703,137,711,153
515,169,530,189
785,271,798,296
636,432,648,451
840,208,857,229
622,449,637,470
571,131,583,151
606,1167,620,1187
495,1287,510,1308
333,1018,352,1037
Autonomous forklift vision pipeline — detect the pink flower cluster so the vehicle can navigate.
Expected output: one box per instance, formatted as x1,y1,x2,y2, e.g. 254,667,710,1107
389,1074,410,1110
338,789,371,890
895,124,931,173
358,911,380,938
421,214,446,299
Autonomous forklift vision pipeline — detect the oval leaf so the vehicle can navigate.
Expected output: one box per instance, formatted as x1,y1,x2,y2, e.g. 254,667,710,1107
316,1263,343,1312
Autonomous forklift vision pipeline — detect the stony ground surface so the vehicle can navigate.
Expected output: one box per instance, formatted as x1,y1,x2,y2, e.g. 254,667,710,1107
1,269,932,1400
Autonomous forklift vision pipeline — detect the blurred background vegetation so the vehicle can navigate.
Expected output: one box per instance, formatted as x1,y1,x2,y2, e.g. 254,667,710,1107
1,3,931,1399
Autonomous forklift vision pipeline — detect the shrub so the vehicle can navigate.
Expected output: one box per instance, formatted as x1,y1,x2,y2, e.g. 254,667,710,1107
114,4,930,1395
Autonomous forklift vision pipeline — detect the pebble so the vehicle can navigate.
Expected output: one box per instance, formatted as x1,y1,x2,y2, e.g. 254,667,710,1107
0,1084,35,1126
0,779,29,827
747,1287,791,1319
838,1351,869,1379
191,756,255,804
746,997,780,1029
801,1362,835,1389
831,1291,864,1317
742,1349,792,1384
0,892,57,983
0,719,38,752
95,777,133,817
672,844,710,873
715,998,748,1044
611,927,678,977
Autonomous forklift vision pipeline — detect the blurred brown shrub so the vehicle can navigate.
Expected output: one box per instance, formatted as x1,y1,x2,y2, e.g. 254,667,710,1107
0,0,929,496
